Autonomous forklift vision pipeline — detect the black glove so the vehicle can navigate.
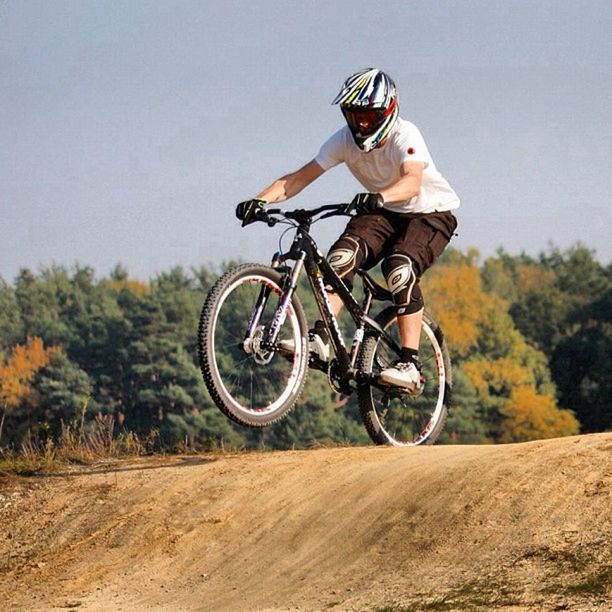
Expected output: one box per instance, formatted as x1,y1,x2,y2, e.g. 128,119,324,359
236,198,266,226
349,192,384,214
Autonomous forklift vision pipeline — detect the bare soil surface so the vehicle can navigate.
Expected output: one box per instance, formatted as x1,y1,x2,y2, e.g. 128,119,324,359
1,433,611,611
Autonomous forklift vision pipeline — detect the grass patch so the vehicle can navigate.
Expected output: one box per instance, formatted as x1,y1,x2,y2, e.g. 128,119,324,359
0,415,157,475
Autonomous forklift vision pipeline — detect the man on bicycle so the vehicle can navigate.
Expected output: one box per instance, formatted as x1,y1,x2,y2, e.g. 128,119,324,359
237,68,459,392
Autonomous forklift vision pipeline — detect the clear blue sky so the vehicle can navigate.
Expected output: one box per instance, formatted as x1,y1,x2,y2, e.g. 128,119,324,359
2,0,611,282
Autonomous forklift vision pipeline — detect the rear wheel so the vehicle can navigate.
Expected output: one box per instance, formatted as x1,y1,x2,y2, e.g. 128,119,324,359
198,264,309,427
357,308,451,446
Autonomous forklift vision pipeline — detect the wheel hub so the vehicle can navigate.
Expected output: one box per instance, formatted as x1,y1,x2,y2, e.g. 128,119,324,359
243,326,275,365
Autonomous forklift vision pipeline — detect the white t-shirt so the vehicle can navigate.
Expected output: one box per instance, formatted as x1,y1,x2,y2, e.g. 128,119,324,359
315,118,460,214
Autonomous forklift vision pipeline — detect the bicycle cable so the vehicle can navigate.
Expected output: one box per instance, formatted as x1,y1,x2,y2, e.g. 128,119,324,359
277,223,296,257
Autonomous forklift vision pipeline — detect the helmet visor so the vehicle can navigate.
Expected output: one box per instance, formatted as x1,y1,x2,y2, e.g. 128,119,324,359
342,108,386,137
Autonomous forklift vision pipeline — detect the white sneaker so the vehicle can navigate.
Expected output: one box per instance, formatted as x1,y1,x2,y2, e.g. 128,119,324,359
378,361,424,393
307,331,330,362
277,332,330,362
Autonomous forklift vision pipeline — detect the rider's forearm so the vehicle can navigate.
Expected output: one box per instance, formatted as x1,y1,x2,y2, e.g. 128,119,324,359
256,176,295,203
378,175,421,206
379,161,424,207
256,160,325,204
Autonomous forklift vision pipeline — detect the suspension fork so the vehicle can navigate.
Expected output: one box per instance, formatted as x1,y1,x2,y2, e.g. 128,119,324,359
245,283,272,341
243,251,306,347
268,251,305,345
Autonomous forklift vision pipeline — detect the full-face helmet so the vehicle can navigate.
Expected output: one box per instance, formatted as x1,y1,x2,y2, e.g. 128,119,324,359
332,68,399,153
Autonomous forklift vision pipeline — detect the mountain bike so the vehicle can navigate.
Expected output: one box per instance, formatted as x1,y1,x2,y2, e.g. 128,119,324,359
197,204,451,447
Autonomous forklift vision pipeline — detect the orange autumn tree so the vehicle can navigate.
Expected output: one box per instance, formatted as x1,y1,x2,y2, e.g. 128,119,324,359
422,256,579,442
422,262,491,358
0,337,58,442
500,384,579,442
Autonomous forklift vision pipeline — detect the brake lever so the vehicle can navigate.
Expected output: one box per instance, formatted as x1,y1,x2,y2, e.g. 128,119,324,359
252,209,277,227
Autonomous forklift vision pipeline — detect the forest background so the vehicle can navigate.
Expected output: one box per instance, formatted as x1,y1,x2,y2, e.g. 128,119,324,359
0,243,610,453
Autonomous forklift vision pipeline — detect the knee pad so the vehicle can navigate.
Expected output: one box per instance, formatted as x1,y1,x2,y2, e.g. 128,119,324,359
381,254,424,315
327,235,368,283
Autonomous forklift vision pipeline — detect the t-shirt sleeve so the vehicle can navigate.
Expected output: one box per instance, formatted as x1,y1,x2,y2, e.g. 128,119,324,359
397,123,429,168
314,128,346,171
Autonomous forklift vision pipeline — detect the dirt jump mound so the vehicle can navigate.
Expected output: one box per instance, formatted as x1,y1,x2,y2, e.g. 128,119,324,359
1,433,611,611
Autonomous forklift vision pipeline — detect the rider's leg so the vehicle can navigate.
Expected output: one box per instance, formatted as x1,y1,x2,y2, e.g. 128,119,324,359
326,234,369,289
397,308,424,350
377,212,457,388
325,210,395,322
381,252,425,360
313,241,363,350
324,215,390,321
310,291,344,353
327,212,394,287
311,216,390,353
382,211,457,357
294,232,369,359
377,253,426,389
328,292,345,317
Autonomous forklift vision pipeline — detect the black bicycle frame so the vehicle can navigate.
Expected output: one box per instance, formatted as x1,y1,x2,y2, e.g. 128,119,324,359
261,219,402,386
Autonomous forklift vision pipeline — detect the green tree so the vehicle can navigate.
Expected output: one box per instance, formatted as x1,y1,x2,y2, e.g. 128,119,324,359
149,266,203,356
31,352,92,439
0,278,23,353
437,369,488,444
14,268,71,346
551,287,612,432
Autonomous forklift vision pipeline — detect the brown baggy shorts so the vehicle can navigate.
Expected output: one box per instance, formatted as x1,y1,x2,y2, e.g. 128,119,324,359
334,209,458,277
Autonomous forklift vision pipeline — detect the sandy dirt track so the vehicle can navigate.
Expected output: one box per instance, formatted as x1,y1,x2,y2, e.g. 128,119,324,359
1,433,611,611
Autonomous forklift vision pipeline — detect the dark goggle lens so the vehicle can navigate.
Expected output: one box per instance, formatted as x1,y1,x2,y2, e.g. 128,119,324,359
344,109,385,135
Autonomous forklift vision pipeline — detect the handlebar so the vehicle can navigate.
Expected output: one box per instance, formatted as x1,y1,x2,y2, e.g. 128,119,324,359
253,203,352,227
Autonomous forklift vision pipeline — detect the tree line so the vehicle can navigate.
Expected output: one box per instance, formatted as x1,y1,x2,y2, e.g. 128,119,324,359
0,244,609,451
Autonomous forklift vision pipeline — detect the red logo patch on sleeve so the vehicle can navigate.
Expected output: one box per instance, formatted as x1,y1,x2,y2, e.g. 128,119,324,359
407,147,415,155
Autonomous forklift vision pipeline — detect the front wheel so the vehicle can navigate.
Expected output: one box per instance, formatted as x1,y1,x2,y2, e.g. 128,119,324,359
198,264,309,427
357,308,452,447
